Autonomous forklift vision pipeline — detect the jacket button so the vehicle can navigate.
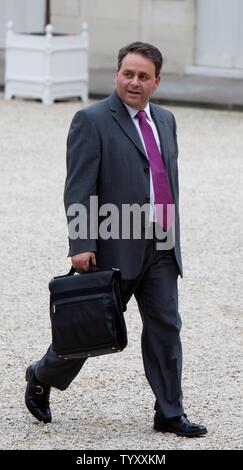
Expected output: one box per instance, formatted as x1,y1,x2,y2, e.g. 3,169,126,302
145,197,150,203
144,167,149,173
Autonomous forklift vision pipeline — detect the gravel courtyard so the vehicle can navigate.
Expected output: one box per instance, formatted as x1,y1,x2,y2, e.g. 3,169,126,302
0,94,242,450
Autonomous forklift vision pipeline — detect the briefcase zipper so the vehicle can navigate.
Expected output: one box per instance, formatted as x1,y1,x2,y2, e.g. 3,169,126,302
51,286,111,302
52,293,111,313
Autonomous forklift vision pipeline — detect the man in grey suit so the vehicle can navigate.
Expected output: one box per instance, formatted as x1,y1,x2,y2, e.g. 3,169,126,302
25,42,207,437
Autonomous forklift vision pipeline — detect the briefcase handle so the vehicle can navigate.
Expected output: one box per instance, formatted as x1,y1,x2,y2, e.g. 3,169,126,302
51,265,97,280
53,265,115,278
67,265,99,276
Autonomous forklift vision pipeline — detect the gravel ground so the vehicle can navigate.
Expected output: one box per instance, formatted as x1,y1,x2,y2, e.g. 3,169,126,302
0,94,242,450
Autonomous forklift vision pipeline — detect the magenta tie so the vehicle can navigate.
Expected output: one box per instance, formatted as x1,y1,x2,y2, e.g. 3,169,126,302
136,110,174,230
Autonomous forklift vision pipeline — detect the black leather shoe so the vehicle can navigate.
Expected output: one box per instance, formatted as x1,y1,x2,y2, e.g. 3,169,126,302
154,412,207,437
25,364,52,423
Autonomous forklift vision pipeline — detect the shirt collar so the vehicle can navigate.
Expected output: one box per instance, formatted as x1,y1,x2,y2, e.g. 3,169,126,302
123,102,152,121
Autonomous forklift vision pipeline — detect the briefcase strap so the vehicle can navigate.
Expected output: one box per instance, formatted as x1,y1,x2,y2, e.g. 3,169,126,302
67,266,76,276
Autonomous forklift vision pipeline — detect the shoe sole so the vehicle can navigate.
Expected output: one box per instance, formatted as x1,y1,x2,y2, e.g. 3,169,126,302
25,366,52,424
153,424,207,438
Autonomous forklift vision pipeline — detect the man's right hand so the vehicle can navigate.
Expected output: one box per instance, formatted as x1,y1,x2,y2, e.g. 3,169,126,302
71,252,96,272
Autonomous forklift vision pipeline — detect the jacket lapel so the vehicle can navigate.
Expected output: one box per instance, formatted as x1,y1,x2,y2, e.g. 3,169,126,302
109,91,147,160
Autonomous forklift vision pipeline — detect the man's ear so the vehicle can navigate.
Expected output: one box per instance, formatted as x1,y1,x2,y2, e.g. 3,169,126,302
154,75,161,90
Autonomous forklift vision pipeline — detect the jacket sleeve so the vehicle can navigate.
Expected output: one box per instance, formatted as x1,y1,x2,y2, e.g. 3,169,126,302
64,110,101,257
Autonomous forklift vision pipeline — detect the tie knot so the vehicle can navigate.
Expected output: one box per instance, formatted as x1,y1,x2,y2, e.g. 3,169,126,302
136,110,147,121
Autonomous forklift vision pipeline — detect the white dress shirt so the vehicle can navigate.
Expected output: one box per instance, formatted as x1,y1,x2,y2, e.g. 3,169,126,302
123,102,161,222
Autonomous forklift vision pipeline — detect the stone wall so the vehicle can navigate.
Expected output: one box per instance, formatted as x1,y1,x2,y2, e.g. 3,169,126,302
51,0,195,73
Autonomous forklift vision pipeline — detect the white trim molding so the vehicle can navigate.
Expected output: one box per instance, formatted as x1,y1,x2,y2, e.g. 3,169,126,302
186,65,243,79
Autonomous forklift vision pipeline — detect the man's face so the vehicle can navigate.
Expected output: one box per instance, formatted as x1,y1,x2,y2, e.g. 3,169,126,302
115,53,160,109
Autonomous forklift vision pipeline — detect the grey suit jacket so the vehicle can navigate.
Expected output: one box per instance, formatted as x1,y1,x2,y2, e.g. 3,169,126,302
64,90,183,279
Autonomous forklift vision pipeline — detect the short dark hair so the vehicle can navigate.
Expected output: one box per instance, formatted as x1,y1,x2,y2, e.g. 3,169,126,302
117,41,163,77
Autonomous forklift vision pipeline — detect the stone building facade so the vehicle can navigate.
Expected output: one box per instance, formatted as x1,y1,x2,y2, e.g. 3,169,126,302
0,0,243,85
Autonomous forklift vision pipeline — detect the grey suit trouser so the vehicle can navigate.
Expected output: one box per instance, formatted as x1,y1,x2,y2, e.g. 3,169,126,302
35,231,184,420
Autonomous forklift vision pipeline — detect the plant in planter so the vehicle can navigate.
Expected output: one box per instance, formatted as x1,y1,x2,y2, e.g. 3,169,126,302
4,0,89,104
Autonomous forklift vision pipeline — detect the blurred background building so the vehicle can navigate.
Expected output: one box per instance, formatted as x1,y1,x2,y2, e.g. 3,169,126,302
0,0,242,106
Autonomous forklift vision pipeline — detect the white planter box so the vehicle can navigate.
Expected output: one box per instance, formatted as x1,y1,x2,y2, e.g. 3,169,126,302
4,22,89,104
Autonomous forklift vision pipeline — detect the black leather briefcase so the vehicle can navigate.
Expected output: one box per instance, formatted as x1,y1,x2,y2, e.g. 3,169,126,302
49,267,127,359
